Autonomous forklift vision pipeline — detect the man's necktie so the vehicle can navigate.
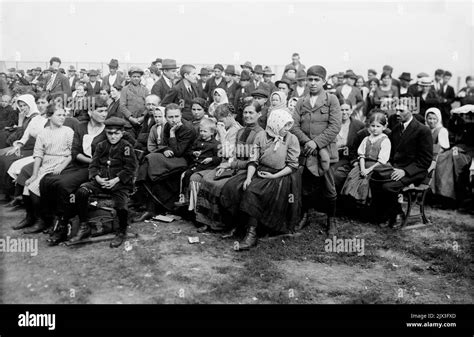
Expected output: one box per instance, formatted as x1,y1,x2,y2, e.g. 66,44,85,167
400,123,405,133
46,75,54,91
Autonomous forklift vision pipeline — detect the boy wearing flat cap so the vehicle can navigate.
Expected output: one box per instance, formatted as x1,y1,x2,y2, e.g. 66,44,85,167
70,117,138,248
290,65,342,236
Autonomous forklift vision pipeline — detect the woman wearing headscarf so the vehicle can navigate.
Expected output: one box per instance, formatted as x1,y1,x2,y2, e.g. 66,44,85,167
258,91,289,129
222,109,301,250
0,94,47,197
208,88,229,117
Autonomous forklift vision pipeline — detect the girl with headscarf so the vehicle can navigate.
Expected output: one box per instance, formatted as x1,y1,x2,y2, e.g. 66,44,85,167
425,107,449,155
208,88,229,117
259,91,289,129
221,109,301,250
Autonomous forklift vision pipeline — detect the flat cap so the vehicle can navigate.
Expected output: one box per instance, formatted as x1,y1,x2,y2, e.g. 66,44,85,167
104,117,126,129
307,65,327,79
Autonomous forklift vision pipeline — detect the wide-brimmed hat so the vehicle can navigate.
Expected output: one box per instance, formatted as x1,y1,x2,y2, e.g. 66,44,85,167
275,78,292,88
224,65,236,75
241,61,253,72
344,71,358,80
398,72,412,82
128,66,144,76
108,59,119,68
296,70,307,81
253,65,264,74
161,59,178,70
418,76,433,86
240,70,251,81
263,66,274,76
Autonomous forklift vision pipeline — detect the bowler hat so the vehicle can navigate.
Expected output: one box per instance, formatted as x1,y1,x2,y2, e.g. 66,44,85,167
68,65,76,72
398,72,412,82
88,69,98,77
104,117,126,129
199,68,210,76
108,59,119,68
128,66,144,76
224,65,236,75
251,88,269,99
307,65,327,80
253,65,264,74
275,78,292,88
240,70,251,81
383,65,393,72
214,64,224,72
344,71,357,80
241,61,253,72
161,59,178,70
263,66,274,76
296,70,307,80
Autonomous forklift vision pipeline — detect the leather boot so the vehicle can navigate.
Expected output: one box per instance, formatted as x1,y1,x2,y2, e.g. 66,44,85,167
23,195,50,234
68,222,91,243
237,226,258,250
48,217,69,246
295,212,308,231
12,196,36,230
326,217,338,236
111,209,128,248
23,219,49,234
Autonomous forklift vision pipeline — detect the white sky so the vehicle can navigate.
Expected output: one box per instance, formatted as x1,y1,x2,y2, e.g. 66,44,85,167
0,0,473,83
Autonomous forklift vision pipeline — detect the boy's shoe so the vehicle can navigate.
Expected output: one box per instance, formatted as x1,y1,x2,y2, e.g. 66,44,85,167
68,222,91,243
110,232,125,248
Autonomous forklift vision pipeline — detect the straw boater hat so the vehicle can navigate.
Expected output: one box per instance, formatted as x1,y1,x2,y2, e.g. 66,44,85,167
418,76,433,86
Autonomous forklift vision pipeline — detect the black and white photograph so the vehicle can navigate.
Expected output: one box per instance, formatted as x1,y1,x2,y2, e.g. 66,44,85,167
0,0,472,336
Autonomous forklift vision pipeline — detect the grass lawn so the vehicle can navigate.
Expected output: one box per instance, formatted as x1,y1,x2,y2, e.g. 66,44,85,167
0,203,472,304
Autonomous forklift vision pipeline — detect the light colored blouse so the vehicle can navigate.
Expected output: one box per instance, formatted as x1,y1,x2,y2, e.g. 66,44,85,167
14,115,48,147
357,133,391,164
33,126,74,159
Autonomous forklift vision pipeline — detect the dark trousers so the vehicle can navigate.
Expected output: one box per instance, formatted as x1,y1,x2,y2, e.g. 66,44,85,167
302,166,337,217
75,180,130,223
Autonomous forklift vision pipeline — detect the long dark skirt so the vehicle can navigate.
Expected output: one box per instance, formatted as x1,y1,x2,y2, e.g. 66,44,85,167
219,170,248,220
239,167,302,233
39,165,89,218
147,169,185,211
340,165,371,204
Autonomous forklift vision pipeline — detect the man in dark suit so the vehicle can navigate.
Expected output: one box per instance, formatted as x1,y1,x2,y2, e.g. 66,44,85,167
246,65,271,95
67,65,79,93
196,68,210,100
224,65,239,106
233,70,252,124
161,64,200,121
102,59,124,90
263,66,277,94
86,70,101,96
204,64,227,103
439,71,455,125
370,104,433,228
44,57,71,97
151,59,178,100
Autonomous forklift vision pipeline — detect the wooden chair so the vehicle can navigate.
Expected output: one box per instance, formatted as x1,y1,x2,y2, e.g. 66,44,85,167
399,157,438,228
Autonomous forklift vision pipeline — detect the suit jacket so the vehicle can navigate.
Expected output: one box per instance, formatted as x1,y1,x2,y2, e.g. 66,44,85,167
346,118,366,160
158,119,197,160
245,81,271,95
335,86,363,110
389,118,433,183
291,85,309,99
151,76,173,100
196,80,207,100
86,81,102,96
68,76,79,91
440,85,455,104
204,77,227,103
161,80,200,121
225,82,239,106
290,90,342,163
45,72,72,96
101,73,125,90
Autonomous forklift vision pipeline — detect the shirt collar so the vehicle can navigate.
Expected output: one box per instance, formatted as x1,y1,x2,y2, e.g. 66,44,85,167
403,116,413,129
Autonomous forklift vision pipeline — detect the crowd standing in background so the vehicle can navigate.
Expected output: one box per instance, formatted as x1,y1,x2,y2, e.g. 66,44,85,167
0,53,473,250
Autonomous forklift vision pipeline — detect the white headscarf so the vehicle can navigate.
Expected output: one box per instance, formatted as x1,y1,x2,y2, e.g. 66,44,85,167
265,109,294,151
425,107,443,131
17,94,40,117
209,88,229,116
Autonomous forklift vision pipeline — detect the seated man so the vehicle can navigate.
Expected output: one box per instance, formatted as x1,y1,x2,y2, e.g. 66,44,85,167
370,103,433,227
135,94,161,152
69,117,138,248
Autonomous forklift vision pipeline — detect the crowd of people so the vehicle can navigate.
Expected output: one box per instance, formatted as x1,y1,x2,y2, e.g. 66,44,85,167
0,53,473,250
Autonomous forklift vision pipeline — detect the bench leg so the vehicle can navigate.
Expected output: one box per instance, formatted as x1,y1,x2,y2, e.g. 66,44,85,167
420,190,429,224
403,192,412,227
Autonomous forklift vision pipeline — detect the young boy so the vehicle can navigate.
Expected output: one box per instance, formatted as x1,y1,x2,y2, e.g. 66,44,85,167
147,107,166,153
175,118,220,208
69,117,138,248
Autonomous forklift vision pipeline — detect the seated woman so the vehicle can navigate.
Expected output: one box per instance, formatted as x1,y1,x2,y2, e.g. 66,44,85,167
222,109,301,250
208,88,229,117
17,102,74,234
134,103,196,221
426,107,450,155
187,103,242,214
0,94,47,199
333,100,365,192
194,101,264,233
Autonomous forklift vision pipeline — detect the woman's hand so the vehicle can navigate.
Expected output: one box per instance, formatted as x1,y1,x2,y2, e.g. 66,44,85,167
25,175,37,186
243,177,252,191
201,158,212,165
6,145,21,157
257,171,275,179
164,150,174,158
360,168,369,177
52,166,64,175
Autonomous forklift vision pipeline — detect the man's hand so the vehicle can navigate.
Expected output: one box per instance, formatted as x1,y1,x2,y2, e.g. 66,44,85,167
95,175,108,187
257,171,275,179
391,168,406,181
164,150,174,157
25,175,37,187
304,140,317,156
102,177,120,189
243,177,252,191
215,162,231,177
129,117,139,125
201,158,212,165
